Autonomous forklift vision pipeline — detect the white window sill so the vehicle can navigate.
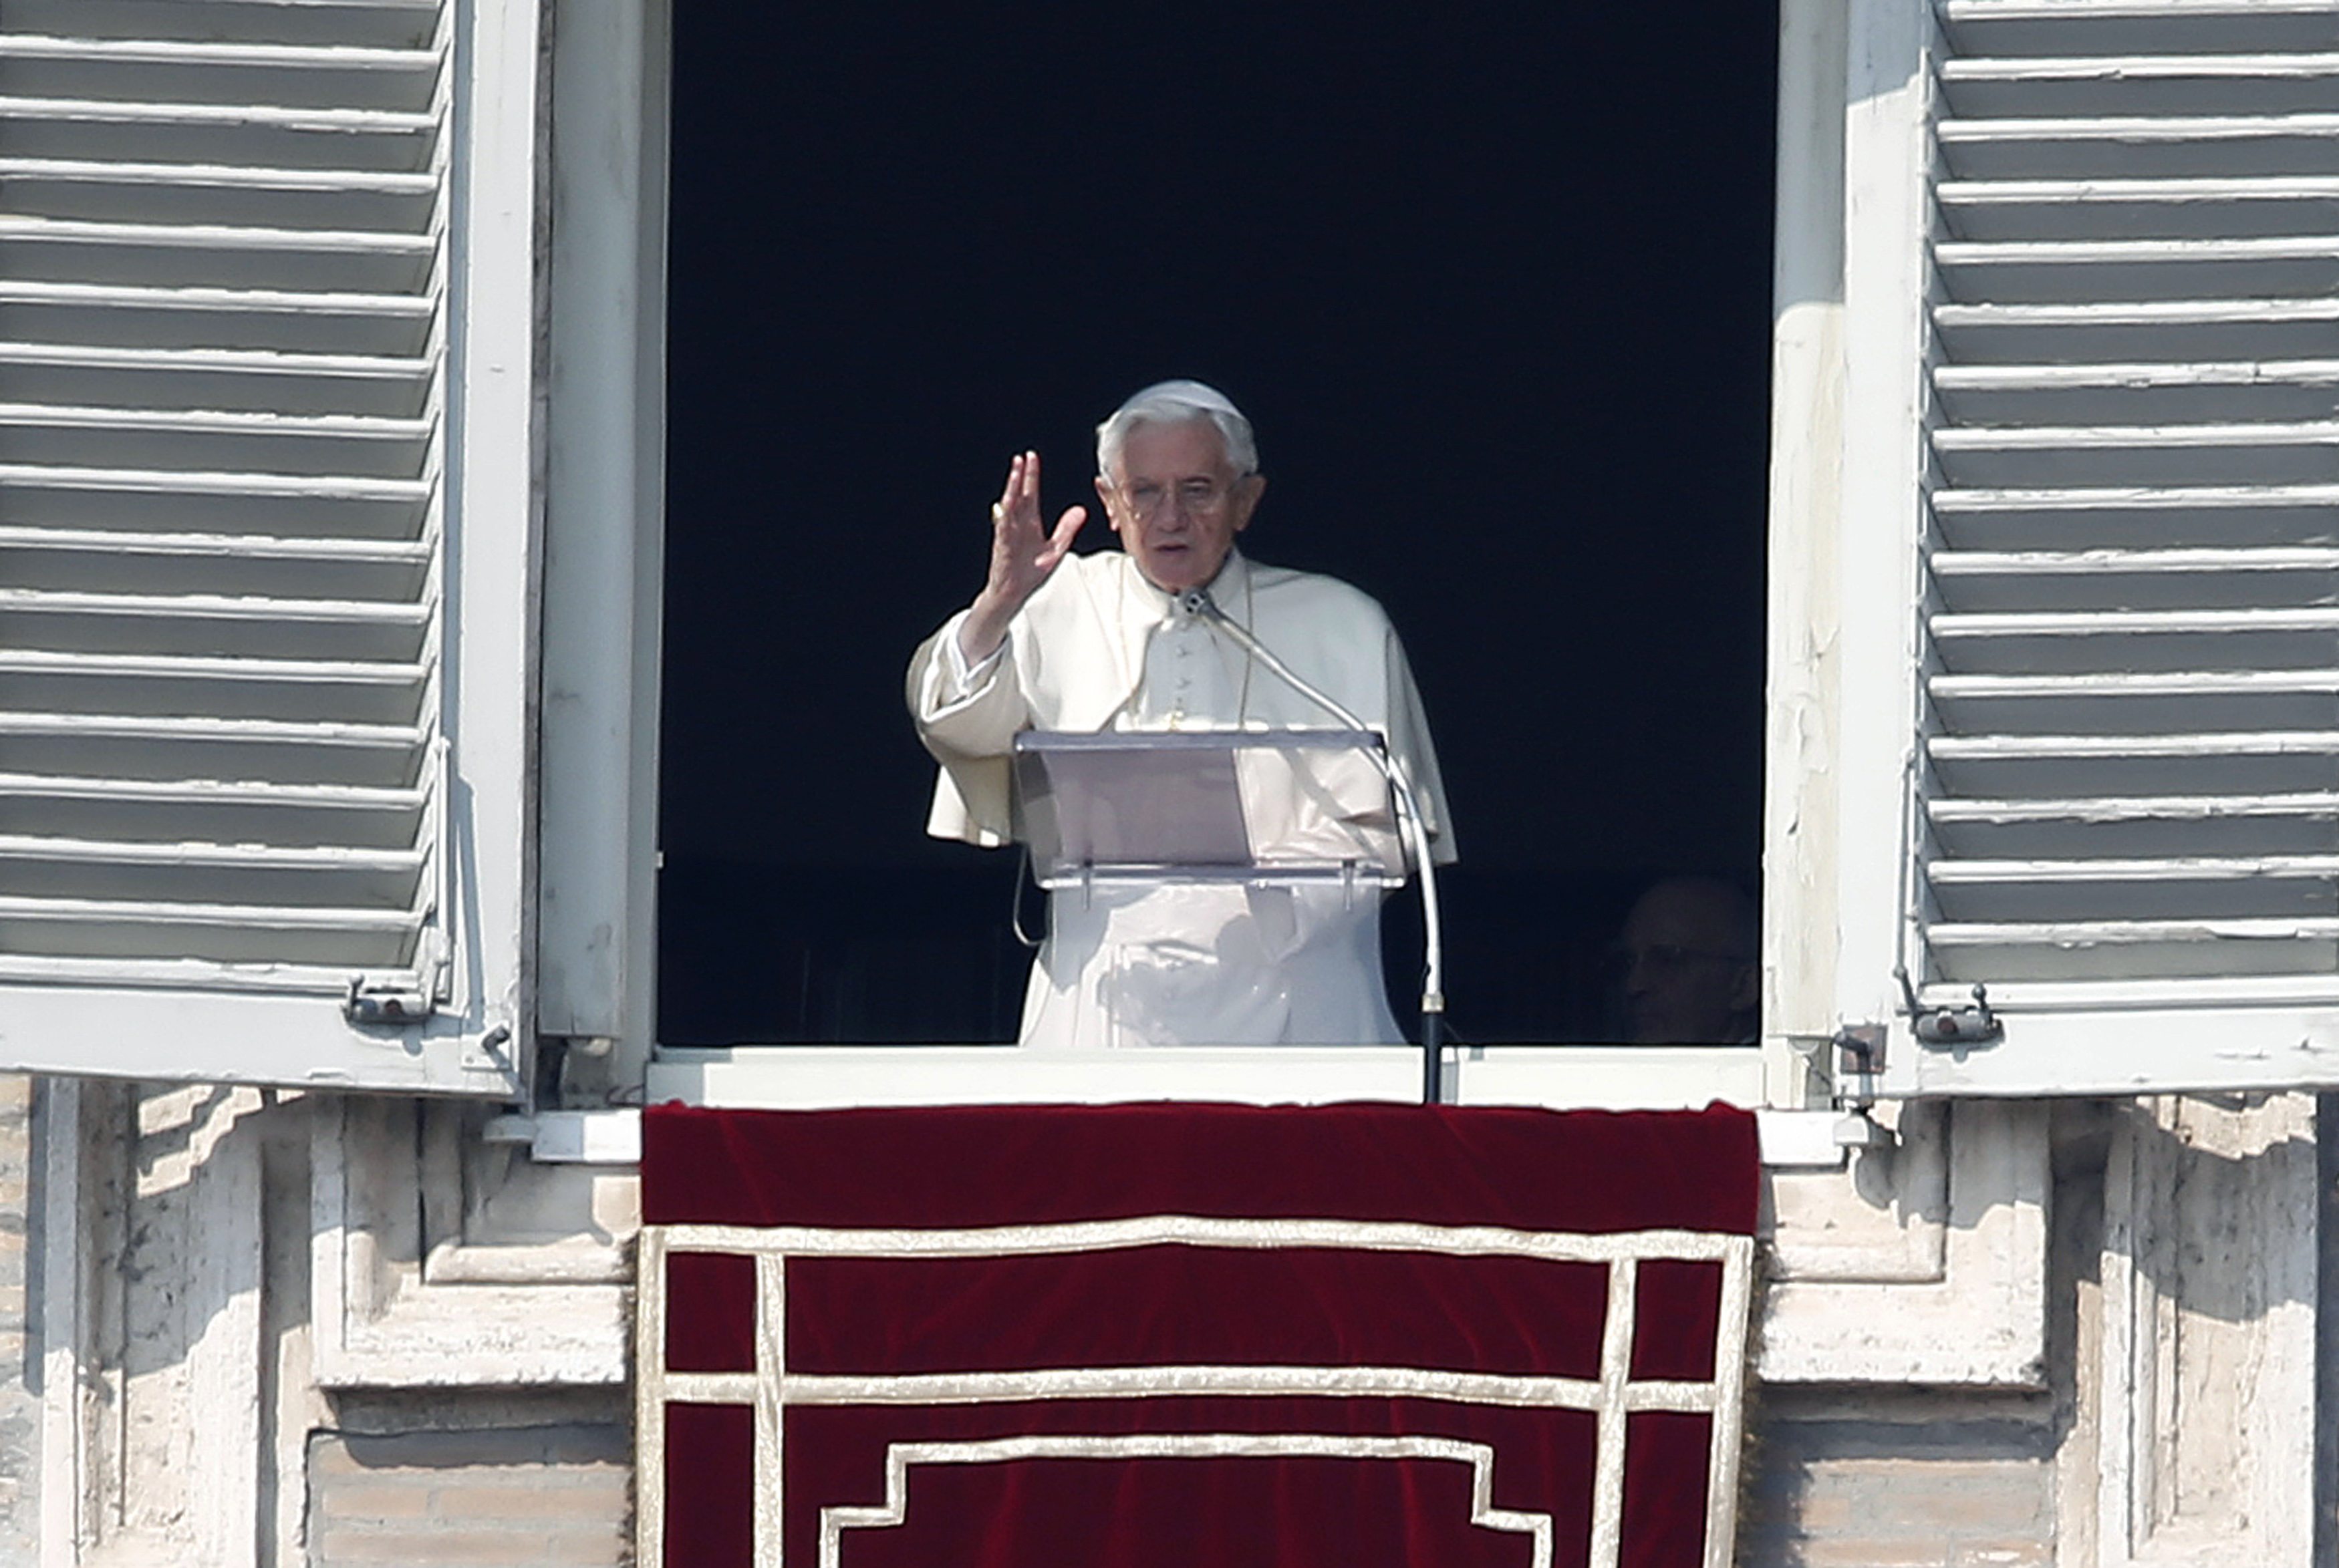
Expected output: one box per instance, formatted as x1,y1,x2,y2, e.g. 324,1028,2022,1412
634,1045,1840,1168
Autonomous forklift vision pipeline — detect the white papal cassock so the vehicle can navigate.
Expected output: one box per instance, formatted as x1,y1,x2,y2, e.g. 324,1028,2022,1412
908,548,1456,1048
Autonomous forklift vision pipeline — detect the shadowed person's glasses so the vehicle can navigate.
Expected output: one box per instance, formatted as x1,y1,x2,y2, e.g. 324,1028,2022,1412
1606,943,1748,978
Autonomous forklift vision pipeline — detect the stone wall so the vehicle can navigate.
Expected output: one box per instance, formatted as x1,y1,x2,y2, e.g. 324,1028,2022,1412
1,1084,2319,1567
0,1079,33,1566
1742,1390,2058,1567
309,1424,629,1568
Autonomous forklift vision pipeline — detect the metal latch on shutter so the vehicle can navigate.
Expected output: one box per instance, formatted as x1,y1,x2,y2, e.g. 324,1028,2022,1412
1897,971,2004,1050
342,740,456,1026
345,974,436,1025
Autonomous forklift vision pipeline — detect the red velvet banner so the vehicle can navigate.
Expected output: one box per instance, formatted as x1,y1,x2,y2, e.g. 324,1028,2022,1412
640,1102,1758,1568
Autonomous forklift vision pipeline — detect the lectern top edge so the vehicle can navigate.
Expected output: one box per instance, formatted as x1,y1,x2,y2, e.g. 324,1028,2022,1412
1013,728,1386,755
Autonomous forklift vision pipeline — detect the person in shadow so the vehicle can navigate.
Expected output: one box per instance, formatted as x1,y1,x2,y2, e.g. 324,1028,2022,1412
1613,875,1758,1044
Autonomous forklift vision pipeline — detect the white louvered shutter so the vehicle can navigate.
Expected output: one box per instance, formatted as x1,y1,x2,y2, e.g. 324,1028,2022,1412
1866,0,2339,1092
0,0,538,1093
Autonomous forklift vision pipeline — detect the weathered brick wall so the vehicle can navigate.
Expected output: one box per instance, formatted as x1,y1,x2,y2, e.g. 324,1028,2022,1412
1739,1390,2058,1568
309,1425,630,1567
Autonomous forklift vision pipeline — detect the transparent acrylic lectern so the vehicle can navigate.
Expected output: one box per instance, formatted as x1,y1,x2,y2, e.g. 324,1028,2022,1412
1010,729,1409,896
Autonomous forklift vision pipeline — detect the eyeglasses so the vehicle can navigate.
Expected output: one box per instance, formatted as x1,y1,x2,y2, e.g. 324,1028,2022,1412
1113,476,1242,520
1606,942,1748,976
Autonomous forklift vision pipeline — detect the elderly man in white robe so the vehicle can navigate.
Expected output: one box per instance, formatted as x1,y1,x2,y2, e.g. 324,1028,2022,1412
908,380,1456,1049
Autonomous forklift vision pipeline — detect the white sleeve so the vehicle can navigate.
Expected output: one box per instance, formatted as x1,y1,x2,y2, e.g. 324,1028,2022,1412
940,613,1008,695
907,609,1030,761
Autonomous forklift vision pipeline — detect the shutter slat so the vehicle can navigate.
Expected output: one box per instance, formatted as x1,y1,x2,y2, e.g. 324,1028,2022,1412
0,529,426,599
0,37,440,70
1929,669,2339,738
1938,850,2339,887
0,897,423,929
0,832,422,873
0,842,424,921
1934,359,2339,424
0,648,427,683
0,1,442,44
1941,53,2339,118
0,774,422,850
0,712,427,789
1939,114,2339,180
1934,236,2339,306
1943,3,2339,59
0,464,431,500
0,590,430,623
1933,608,2339,677
1927,918,2339,983
0,340,429,375
1931,732,2339,807
0,410,432,478
0,122,435,176
1936,299,2339,365
1935,420,2339,488
0,216,436,254
0,94,436,133
1932,484,2339,551
0,897,428,967
0,526,430,559
0,402,430,435
1933,791,2339,857
1935,791,2339,820
0,955,382,993
0,711,423,742
0,689,424,728
1937,178,2339,242
0,773,422,807
2,771,421,832
0,157,438,194
1935,546,2339,612
1933,667,2339,693
0,281,434,313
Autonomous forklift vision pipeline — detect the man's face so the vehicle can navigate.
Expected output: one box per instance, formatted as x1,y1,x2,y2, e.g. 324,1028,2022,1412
1096,419,1264,593
1618,883,1759,1044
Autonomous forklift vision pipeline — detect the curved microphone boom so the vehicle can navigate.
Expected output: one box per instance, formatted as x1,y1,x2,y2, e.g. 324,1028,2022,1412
1179,587,1450,1104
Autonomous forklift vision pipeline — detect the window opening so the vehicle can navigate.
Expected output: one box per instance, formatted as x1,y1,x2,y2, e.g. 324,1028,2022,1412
658,9,1776,1046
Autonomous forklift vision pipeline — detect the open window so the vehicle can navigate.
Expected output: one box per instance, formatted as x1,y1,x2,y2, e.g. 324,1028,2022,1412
0,3,1790,1103
653,8,1777,1062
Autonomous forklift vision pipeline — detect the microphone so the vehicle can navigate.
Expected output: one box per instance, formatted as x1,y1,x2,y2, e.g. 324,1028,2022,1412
1178,579,1450,1102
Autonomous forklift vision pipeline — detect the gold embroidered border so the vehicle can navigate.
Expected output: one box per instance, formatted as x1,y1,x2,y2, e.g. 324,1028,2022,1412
636,1217,1755,1568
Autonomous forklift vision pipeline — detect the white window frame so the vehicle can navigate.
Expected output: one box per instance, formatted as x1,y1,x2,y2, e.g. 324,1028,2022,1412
1823,0,1941,1095
533,0,668,1086
624,7,1802,1118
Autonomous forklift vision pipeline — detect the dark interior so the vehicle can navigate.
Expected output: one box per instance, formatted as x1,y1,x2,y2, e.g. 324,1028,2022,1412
657,7,1778,1045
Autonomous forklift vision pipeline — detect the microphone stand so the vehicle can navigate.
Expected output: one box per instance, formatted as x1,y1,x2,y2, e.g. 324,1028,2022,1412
1177,589,1449,1104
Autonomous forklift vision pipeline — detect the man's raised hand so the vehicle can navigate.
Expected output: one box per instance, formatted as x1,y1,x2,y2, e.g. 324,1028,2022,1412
960,450,1087,664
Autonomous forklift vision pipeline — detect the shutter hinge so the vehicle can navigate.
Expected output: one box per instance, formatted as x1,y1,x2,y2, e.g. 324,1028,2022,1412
1897,971,2004,1050
1830,1024,1889,1143
344,973,436,1026
1834,1022,1886,1080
